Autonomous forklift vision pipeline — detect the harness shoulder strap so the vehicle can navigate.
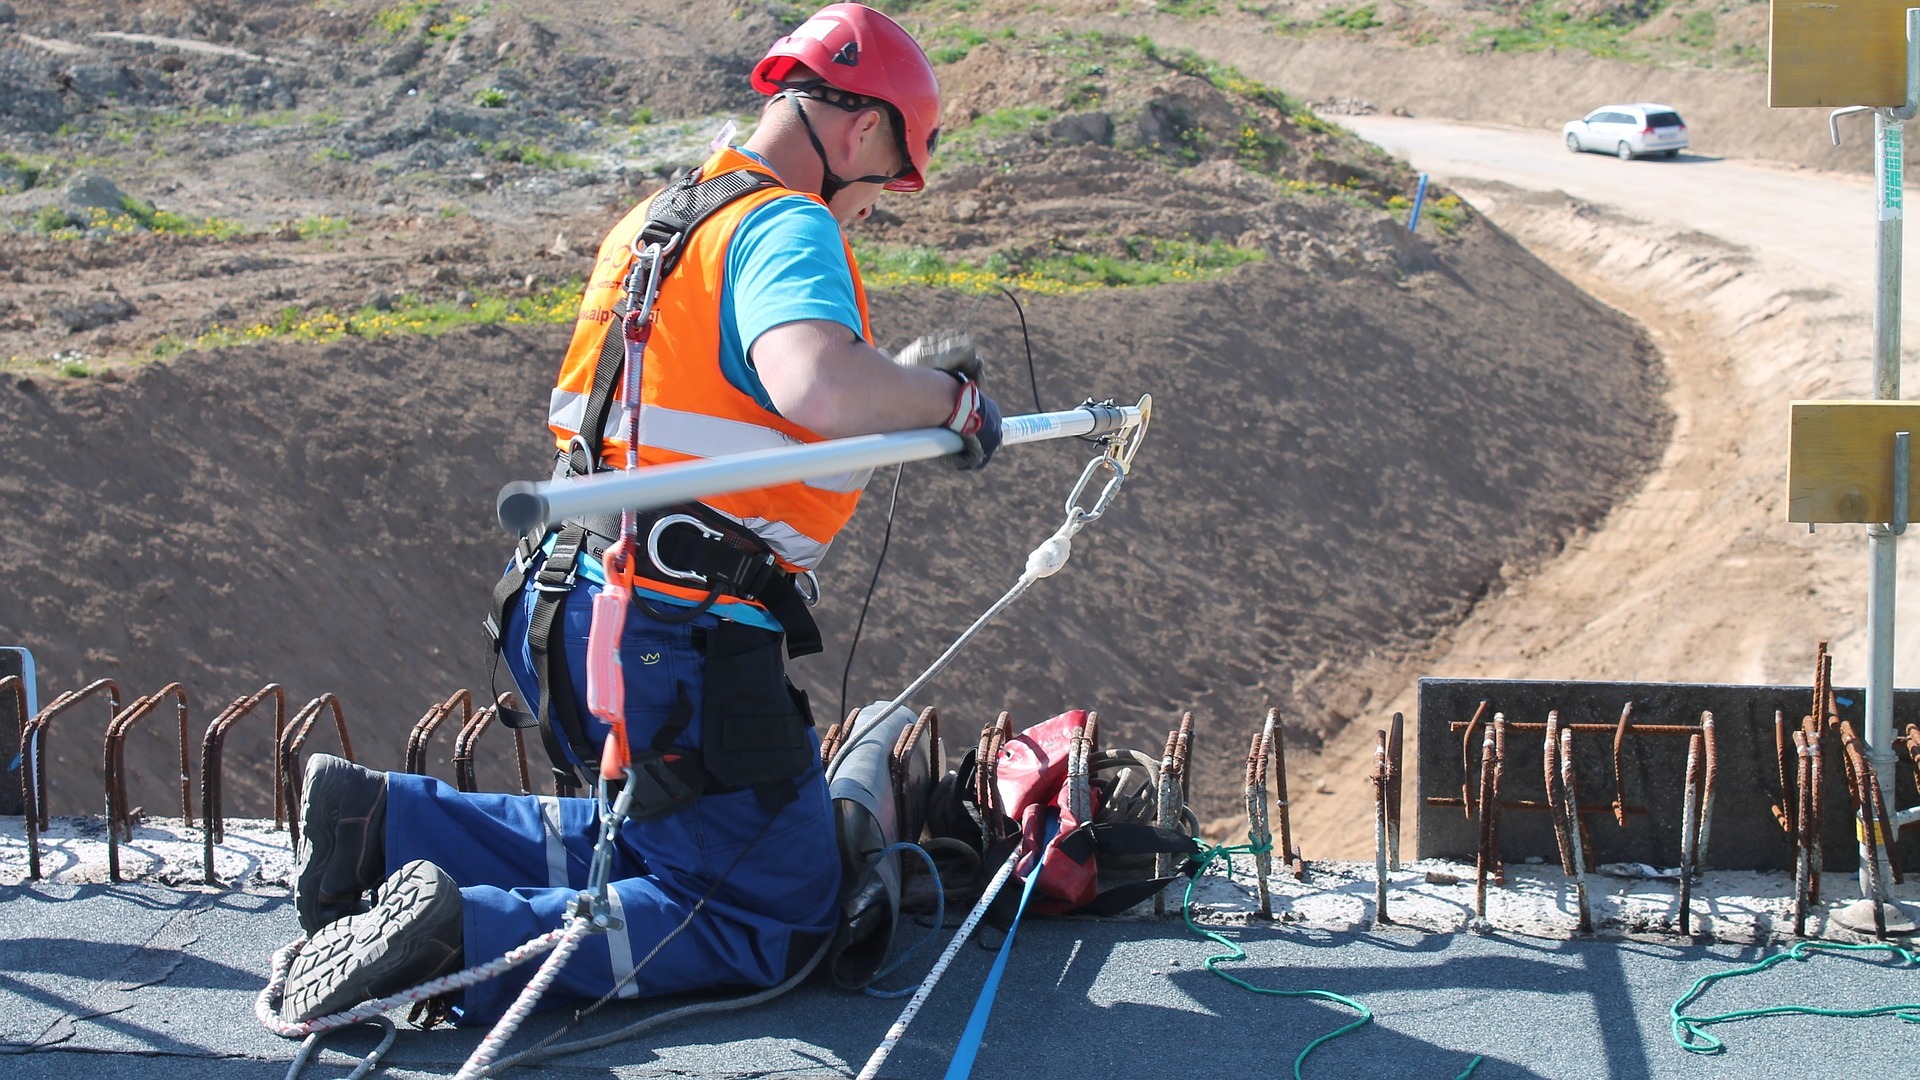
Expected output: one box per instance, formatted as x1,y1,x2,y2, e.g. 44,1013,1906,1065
571,166,783,473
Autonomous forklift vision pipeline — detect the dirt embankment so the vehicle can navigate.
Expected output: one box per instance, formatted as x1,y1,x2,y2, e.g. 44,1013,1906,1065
0,3,1664,836
1291,184,1878,855
1061,6,1890,175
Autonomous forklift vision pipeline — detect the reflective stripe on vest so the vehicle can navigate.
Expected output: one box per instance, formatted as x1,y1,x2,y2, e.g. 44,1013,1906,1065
547,146,873,577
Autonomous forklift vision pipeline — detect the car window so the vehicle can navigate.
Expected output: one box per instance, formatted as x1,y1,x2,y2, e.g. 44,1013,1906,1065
1646,111,1683,128
1585,110,1609,123
1594,111,1627,125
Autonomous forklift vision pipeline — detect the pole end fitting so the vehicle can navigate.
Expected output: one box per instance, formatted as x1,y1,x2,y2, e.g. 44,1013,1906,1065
497,482,549,536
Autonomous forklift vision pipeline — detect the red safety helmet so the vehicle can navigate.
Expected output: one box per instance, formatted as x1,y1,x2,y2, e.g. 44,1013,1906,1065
751,4,941,192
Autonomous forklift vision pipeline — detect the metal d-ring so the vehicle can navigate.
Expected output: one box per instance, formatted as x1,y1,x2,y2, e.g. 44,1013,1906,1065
646,514,724,584
795,569,821,607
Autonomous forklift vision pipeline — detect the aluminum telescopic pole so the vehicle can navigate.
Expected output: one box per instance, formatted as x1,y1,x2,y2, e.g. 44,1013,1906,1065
496,398,1148,534
1846,10,1920,929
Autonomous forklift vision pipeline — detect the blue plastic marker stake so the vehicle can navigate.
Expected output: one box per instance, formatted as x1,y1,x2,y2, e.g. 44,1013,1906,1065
1408,172,1430,233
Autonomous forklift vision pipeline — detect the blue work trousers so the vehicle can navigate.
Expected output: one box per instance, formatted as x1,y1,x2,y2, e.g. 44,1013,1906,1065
385,577,838,1024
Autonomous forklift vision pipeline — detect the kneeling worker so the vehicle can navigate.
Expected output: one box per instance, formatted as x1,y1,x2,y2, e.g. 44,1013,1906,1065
280,3,1003,1024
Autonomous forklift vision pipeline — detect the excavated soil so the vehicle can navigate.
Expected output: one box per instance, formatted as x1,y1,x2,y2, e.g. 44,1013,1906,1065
0,3,1665,835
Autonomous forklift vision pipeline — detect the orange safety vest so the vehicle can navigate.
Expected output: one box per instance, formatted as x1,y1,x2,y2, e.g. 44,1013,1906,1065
548,147,873,596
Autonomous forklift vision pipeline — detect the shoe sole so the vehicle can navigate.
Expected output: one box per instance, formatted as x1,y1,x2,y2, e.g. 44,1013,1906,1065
293,757,386,934
282,861,461,1023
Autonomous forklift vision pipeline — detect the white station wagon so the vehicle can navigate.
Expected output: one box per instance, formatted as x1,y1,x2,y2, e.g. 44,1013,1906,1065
1562,103,1689,160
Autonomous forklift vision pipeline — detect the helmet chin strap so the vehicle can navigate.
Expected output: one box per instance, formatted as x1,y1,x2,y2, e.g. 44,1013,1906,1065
776,89,898,203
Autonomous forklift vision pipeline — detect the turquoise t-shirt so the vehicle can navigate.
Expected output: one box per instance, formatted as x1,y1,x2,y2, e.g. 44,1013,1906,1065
569,149,863,630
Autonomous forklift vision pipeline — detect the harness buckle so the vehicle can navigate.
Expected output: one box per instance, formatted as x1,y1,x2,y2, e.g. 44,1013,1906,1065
647,514,726,584
795,570,820,608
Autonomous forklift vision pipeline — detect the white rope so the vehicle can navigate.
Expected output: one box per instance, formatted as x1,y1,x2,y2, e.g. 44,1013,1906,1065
826,470,1111,785
256,924,579,1039
454,916,596,1079
854,848,1021,1080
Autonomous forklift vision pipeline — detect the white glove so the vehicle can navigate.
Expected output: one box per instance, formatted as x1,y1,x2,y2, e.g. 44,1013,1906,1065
894,329,986,384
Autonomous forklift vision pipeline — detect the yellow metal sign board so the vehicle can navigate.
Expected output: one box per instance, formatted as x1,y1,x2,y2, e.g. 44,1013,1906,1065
1770,0,1909,108
1787,400,1920,522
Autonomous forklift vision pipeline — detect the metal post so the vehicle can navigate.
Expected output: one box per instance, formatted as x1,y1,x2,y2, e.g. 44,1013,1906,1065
1839,9,1920,936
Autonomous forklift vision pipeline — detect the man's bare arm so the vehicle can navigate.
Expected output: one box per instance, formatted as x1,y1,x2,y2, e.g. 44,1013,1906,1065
752,319,961,438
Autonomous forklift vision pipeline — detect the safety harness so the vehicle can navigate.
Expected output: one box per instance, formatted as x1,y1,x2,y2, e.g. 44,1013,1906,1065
486,163,824,797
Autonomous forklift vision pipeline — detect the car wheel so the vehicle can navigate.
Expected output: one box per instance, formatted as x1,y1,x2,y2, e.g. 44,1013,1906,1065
1663,148,1679,159
1616,141,1634,161
1566,132,1582,153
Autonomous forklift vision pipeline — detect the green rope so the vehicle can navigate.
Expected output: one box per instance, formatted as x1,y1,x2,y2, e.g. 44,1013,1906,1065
1181,842,1483,1080
1670,941,1920,1054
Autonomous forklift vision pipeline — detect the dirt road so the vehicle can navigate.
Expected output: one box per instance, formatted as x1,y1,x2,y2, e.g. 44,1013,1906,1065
1293,114,1916,854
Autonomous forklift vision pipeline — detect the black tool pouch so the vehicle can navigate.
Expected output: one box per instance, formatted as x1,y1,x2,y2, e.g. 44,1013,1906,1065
700,620,816,795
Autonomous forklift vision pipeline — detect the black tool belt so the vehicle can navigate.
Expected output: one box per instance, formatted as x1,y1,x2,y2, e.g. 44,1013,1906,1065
483,481,821,801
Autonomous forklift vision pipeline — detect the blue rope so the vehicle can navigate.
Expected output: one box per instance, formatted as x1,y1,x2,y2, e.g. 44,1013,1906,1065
862,841,948,1000
943,813,1059,1080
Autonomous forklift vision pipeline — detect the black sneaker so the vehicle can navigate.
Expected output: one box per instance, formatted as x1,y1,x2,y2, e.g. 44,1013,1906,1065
280,859,465,1023
294,753,389,934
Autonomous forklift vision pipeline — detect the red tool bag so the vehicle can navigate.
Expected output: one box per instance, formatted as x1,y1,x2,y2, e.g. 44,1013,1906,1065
980,710,1199,916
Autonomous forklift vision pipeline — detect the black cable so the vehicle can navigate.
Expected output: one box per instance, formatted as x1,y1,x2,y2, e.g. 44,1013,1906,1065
996,284,1045,413
834,288,1044,729
838,463,902,727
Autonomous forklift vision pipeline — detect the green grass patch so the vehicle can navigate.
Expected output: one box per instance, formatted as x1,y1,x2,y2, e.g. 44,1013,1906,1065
0,153,46,193
151,280,585,359
473,87,509,108
1476,0,1649,60
856,236,1264,294
1318,4,1382,31
294,214,351,240
927,26,989,65
24,199,247,240
483,141,595,169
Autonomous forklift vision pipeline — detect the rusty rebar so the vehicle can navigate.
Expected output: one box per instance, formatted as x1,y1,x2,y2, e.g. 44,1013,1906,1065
820,709,853,768
1386,710,1403,872
1490,712,1508,886
1792,731,1813,937
104,683,191,883
1155,722,1183,917
1474,720,1498,919
1269,707,1303,879
1612,701,1633,828
405,689,472,778
199,684,287,886
1679,732,1702,936
1244,721,1273,919
1373,729,1391,926
20,678,121,881
1902,723,1920,793
453,695,533,795
1696,712,1718,874
1813,640,1829,726
1838,724,1889,938
1560,728,1592,933
1174,710,1194,789
1806,717,1825,906
1066,711,1092,825
281,694,355,852
1544,711,1573,874
1772,710,1795,834
1460,699,1488,821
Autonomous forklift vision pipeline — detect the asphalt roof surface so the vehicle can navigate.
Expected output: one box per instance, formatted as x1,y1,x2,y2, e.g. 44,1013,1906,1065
4,877,1917,1080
